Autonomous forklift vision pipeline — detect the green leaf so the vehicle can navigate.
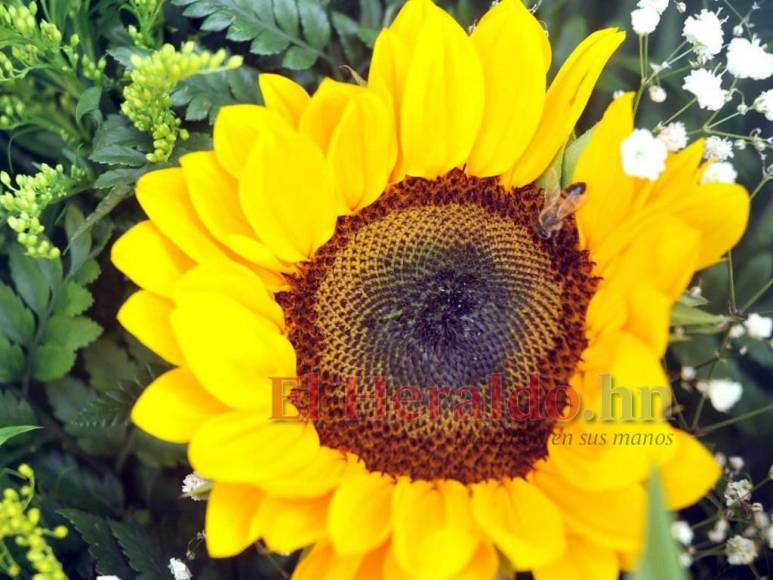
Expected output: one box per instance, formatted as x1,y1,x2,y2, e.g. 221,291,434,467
110,520,169,580
0,335,24,382
0,425,40,446
72,258,101,286
676,293,709,307
75,86,103,123
173,0,329,69
52,282,93,316
42,314,102,351
70,381,143,429
90,115,151,165
172,67,261,124
627,471,687,580
59,509,133,578
0,390,37,431
31,344,77,382
9,246,51,315
93,167,145,189
282,45,317,69
298,0,331,49
670,303,728,327
84,336,141,391
0,282,35,344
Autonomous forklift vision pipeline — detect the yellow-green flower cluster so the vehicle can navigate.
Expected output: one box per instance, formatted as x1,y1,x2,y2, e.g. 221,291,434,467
121,42,243,163
0,95,26,129
127,0,165,49
0,164,85,259
0,465,68,580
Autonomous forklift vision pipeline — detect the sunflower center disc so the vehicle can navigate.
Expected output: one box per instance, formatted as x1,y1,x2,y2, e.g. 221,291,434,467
279,170,598,483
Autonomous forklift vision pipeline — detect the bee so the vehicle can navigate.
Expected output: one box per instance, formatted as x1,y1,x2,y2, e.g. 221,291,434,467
537,169,586,239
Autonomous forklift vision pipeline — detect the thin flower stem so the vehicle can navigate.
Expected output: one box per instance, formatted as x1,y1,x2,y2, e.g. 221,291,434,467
698,404,773,436
740,278,773,314
727,251,737,314
691,328,734,430
663,98,697,126
708,111,742,129
749,177,770,201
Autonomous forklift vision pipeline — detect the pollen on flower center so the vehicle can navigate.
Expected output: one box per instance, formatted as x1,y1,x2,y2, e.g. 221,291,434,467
278,170,598,483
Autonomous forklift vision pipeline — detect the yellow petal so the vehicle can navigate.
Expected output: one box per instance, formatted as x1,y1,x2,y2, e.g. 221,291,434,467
456,541,499,580
625,284,671,357
392,479,479,580
206,482,265,558
660,430,721,509
239,126,338,264
400,2,484,178
117,290,183,365
293,540,364,580
503,28,625,187
173,261,284,331
574,93,635,252
329,472,394,555
132,368,227,443
534,467,645,552
368,28,410,182
189,411,319,483
639,139,704,209
467,0,547,176
259,73,310,127
666,182,750,269
171,293,295,409
136,167,228,263
256,494,330,553
260,447,353,499
328,90,397,212
533,535,618,580
299,79,363,153
111,221,192,297
213,104,285,178
471,478,565,570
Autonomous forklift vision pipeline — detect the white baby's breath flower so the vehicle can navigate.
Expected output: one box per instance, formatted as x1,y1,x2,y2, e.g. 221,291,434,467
704,136,734,161
729,456,745,471
672,520,695,545
649,85,667,103
754,89,773,121
726,535,758,565
631,7,661,35
698,378,742,412
168,558,192,580
682,10,725,60
709,518,729,543
725,479,753,506
726,37,773,80
613,89,626,100
658,122,688,151
729,323,746,338
181,473,209,501
681,366,696,381
683,69,727,110
744,313,773,339
638,0,669,14
621,129,668,180
701,161,737,184
676,2,686,13
96,577,123,580
679,552,693,568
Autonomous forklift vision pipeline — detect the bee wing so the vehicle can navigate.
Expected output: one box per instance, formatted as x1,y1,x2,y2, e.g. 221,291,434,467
542,168,562,209
555,192,585,220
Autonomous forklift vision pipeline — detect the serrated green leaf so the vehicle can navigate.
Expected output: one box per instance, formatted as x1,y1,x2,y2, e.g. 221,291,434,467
75,86,102,123
173,0,328,68
134,431,188,468
0,335,24,382
0,282,35,344
670,303,728,327
627,471,687,580
172,67,261,124
282,45,317,69
52,282,93,316
59,509,133,578
42,314,102,351
298,0,330,49
73,258,101,286
90,115,151,163
0,390,36,430
31,344,77,382
0,425,40,446
70,382,142,428
110,520,169,580
35,452,124,515
84,336,140,391
9,246,50,315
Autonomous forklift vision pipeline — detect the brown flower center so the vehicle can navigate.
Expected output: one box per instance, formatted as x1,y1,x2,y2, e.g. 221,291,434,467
278,170,597,483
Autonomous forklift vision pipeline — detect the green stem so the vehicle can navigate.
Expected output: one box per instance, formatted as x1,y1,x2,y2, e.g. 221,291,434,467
740,278,773,314
698,404,773,436
727,251,737,314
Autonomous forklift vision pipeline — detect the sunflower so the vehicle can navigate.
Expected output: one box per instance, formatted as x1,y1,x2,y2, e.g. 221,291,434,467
111,0,750,577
